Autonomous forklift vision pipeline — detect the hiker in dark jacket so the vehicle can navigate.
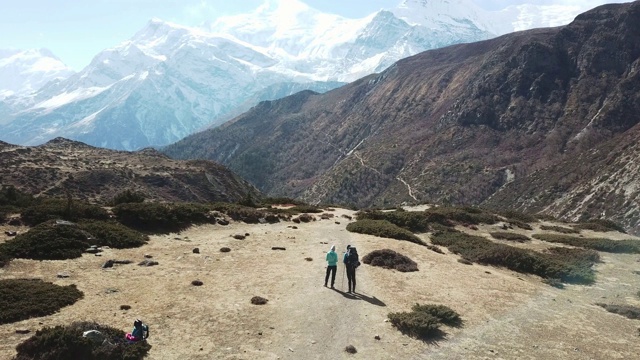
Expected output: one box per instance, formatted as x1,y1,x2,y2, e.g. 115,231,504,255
324,245,338,288
343,245,360,293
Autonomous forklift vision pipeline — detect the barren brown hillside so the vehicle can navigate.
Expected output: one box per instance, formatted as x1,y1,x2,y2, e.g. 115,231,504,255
2,207,639,359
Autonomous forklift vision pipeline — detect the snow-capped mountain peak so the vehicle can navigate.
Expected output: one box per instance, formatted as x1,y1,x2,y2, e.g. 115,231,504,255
0,48,74,99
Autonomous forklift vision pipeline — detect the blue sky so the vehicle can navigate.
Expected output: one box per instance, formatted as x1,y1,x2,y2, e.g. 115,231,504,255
0,0,615,71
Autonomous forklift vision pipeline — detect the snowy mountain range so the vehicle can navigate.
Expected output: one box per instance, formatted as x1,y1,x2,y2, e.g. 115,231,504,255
0,49,74,100
0,0,608,150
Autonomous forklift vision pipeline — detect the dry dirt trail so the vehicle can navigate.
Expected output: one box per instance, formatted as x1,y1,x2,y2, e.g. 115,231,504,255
1,209,640,359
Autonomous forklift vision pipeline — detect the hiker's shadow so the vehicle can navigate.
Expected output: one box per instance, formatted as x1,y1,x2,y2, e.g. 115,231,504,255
331,288,386,306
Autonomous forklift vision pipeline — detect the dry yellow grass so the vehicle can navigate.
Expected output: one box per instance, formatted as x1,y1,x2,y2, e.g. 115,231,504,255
1,208,639,359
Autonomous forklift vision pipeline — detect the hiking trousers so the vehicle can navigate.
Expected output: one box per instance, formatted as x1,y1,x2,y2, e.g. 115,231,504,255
346,265,356,292
325,265,337,287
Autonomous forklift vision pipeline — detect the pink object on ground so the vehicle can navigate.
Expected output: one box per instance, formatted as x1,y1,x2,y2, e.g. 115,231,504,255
126,333,140,342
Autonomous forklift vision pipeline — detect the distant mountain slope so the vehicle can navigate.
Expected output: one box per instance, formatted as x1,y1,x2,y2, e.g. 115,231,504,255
0,49,74,100
0,137,260,204
0,0,600,151
164,2,640,233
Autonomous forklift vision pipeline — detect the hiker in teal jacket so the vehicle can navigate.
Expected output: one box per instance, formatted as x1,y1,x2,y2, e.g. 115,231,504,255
324,245,338,288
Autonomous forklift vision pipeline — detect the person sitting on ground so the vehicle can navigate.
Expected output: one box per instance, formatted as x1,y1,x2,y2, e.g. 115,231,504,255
125,319,149,342
324,244,338,288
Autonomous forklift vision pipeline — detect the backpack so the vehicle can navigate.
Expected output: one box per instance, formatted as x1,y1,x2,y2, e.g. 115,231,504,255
346,247,361,268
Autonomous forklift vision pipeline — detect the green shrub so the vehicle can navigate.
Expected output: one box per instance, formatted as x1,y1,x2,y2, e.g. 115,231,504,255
388,303,462,340
14,321,151,360
109,190,146,206
288,205,324,213
574,219,626,233
596,303,640,320
508,220,533,230
347,219,425,245
431,232,596,284
411,304,462,327
0,279,83,324
21,198,109,226
532,234,640,253
545,246,601,265
0,185,35,208
490,232,530,242
78,220,148,249
210,202,284,224
429,206,499,226
113,202,216,233
362,249,418,272
387,311,441,339
356,210,435,232
0,222,91,261
540,225,580,234
500,210,538,224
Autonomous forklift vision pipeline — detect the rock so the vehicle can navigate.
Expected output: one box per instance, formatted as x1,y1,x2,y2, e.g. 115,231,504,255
138,260,159,266
217,219,229,226
292,218,301,224
85,247,102,254
57,272,71,278
345,345,357,354
193,248,200,254
95,253,102,257
144,254,153,258
15,329,30,334
102,260,114,269
4,231,17,236
105,288,118,294
233,234,246,240
244,233,250,237
251,296,268,305
120,305,131,310
55,220,76,226
113,260,132,265
305,257,313,261
335,221,341,224
192,280,204,286
82,330,106,344
375,335,381,340
220,247,231,252
272,247,286,251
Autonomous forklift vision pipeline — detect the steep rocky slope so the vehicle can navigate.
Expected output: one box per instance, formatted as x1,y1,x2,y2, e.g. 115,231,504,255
165,2,640,233
0,138,259,204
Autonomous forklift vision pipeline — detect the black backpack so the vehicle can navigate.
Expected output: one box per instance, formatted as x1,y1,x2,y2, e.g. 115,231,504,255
346,247,361,268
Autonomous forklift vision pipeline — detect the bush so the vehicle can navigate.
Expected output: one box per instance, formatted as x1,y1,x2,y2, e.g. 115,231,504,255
0,279,83,324
596,303,640,320
411,304,462,327
347,219,425,245
0,220,148,262
507,220,533,230
499,210,538,224
288,205,324,214
540,225,580,234
77,220,148,249
0,185,35,208
427,206,499,226
388,303,462,340
574,219,626,233
362,249,418,272
0,221,92,261
532,234,640,253
387,311,441,339
545,246,601,264
113,202,217,233
21,198,109,226
14,321,151,360
210,202,285,224
356,210,434,232
431,231,596,284
489,232,530,242
109,190,146,206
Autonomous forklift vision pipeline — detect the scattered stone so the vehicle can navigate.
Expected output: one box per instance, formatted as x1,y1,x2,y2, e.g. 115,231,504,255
120,305,131,310
95,253,102,257
311,340,317,344
374,335,381,340
193,248,200,254
4,230,17,236
258,332,262,335
85,247,102,254
217,219,229,226
305,257,313,261
113,260,133,265
138,260,159,266
57,272,70,278
272,247,286,251
105,288,118,294
83,330,106,344
469,225,479,231
485,271,491,274
144,254,153,258
55,220,76,226
15,329,30,334
341,214,353,220
244,233,250,237
298,214,315,223
335,221,341,225
251,296,268,305
102,260,114,269
233,234,246,240
289,348,294,352
192,280,204,286
345,345,357,354
292,218,301,224
220,247,231,252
